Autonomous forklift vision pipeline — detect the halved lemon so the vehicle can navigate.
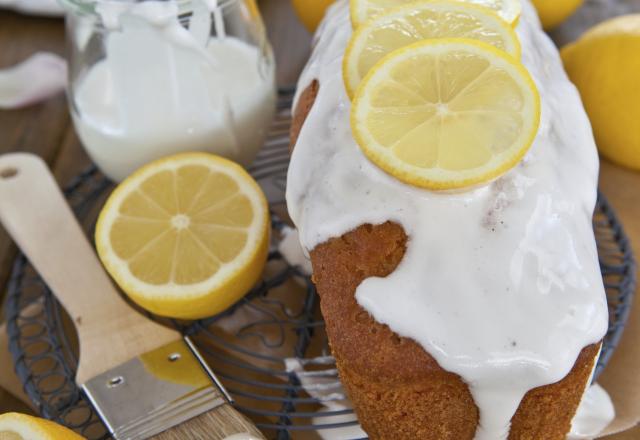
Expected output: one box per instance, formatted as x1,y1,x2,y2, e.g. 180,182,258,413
350,0,522,28
343,1,521,98
95,153,270,320
351,39,540,190
0,413,85,440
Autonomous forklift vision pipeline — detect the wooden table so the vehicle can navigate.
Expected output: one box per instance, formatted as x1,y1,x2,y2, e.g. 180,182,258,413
0,0,638,438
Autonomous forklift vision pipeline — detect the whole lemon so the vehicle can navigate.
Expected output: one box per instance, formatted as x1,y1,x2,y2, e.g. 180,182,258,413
291,0,335,33
561,15,640,171
0,413,86,439
531,0,584,30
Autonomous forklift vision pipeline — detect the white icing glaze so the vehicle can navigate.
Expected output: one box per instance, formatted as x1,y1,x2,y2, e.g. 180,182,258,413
569,383,615,439
286,1,609,438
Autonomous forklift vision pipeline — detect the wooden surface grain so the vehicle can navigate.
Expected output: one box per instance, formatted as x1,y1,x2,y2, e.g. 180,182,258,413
0,0,639,438
0,11,70,292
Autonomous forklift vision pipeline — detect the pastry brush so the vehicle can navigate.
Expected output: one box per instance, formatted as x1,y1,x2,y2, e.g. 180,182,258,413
0,153,265,440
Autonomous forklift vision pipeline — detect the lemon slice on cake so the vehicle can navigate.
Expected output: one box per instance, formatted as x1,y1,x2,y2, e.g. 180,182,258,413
343,1,521,98
95,153,269,320
0,413,85,440
351,39,540,190
350,0,522,28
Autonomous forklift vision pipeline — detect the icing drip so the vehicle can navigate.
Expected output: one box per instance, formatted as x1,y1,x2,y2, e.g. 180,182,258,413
286,1,609,438
569,383,615,439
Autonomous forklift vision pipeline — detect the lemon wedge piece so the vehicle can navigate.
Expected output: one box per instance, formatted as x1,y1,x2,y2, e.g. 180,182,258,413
96,153,269,320
0,413,85,440
344,1,521,98
350,0,522,28
351,39,540,190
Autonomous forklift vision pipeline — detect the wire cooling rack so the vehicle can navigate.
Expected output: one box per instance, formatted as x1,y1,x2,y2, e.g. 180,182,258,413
4,91,637,440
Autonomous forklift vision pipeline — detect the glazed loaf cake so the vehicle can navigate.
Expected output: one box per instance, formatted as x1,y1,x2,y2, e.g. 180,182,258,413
287,1,609,439
291,79,601,440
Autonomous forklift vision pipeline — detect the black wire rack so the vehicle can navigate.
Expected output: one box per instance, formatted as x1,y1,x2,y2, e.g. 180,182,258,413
4,91,637,440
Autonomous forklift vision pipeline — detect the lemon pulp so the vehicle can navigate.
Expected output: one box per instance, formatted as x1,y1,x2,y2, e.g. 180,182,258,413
96,153,269,319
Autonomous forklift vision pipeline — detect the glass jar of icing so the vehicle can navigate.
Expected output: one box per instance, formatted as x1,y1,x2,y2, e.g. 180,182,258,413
62,0,276,182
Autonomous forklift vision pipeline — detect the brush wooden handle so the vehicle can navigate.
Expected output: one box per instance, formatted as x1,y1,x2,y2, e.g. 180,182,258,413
0,153,179,385
153,404,266,439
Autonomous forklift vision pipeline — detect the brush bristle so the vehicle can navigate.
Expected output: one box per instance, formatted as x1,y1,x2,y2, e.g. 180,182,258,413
153,404,265,439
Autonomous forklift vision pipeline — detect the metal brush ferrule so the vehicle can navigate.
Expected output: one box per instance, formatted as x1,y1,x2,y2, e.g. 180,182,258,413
82,337,228,440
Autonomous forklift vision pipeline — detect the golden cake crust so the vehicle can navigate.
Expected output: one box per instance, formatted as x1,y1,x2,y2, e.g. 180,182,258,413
292,82,601,440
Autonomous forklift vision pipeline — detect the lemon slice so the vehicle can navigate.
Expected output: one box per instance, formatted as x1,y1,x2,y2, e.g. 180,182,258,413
96,153,269,320
343,1,521,98
350,0,522,28
351,39,540,190
0,413,85,440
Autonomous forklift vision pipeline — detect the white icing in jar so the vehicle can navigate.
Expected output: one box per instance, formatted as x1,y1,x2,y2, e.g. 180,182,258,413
286,1,610,439
62,0,276,182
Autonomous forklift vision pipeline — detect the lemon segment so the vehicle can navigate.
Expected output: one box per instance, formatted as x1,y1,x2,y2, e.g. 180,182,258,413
561,14,640,171
96,153,269,320
0,413,85,440
351,39,540,190
343,0,521,98
350,0,522,28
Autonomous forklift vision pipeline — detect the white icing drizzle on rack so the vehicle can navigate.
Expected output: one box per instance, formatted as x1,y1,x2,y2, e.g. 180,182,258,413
286,1,610,438
569,383,615,439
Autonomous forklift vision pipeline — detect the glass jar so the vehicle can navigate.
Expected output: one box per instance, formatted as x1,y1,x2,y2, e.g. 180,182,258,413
62,0,276,182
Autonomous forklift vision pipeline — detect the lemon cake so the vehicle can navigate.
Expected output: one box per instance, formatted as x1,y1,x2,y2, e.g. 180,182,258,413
286,0,610,438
